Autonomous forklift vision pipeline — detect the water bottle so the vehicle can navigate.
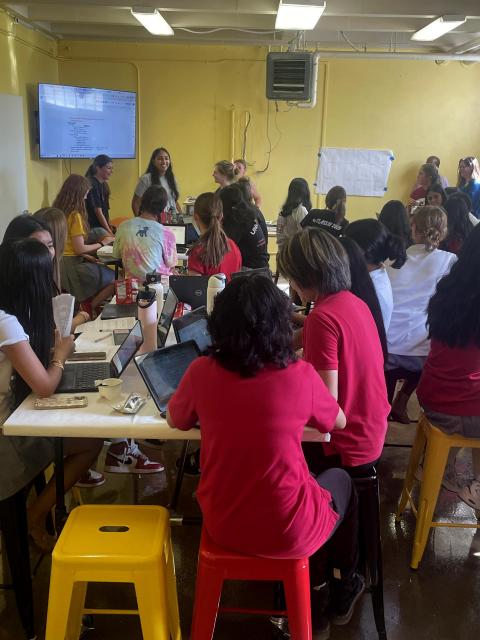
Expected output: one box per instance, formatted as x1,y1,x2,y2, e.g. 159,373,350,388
207,273,226,314
137,285,157,353
144,272,164,319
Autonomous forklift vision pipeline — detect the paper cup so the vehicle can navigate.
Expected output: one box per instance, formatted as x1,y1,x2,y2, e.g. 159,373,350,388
97,378,123,401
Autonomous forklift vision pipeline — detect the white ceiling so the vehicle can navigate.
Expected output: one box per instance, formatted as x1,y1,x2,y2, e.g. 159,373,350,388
4,0,480,55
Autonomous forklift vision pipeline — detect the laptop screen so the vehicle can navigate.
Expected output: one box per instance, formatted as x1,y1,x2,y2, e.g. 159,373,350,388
135,341,200,412
165,225,186,245
173,306,211,354
111,320,143,375
157,288,178,347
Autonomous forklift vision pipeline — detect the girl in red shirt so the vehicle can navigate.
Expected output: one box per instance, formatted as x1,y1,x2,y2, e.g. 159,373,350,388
168,274,364,635
187,192,242,280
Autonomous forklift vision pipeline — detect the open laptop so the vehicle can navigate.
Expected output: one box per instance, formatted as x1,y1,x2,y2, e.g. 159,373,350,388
135,341,200,417
164,224,189,253
157,287,178,348
57,321,143,393
101,302,138,320
231,267,272,280
169,275,209,309
172,306,211,354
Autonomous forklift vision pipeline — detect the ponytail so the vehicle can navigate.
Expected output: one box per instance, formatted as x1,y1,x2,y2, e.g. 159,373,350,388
384,234,407,268
345,218,407,269
412,206,447,252
193,193,229,268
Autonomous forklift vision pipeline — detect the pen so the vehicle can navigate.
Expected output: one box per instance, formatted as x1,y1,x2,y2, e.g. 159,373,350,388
94,333,112,343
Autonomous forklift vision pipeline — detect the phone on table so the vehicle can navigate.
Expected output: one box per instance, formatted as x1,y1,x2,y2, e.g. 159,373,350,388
34,396,88,410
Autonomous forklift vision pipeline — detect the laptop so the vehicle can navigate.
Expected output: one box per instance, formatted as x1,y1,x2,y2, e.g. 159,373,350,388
172,306,211,354
57,321,144,393
157,287,178,348
135,341,201,417
231,267,272,280
164,224,189,253
169,275,209,309
100,302,138,320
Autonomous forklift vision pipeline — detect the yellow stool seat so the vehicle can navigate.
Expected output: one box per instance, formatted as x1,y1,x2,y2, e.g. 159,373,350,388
396,413,480,569
45,504,181,640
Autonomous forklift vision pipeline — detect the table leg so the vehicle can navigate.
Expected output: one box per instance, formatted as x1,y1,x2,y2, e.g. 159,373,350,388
169,440,189,513
54,438,68,535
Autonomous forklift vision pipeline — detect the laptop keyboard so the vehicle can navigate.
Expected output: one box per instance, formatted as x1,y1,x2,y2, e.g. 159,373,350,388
74,362,111,388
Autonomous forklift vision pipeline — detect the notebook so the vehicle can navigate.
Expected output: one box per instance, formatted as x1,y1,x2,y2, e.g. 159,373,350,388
172,306,211,354
56,321,143,393
157,288,178,348
168,275,209,309
135,341,201,416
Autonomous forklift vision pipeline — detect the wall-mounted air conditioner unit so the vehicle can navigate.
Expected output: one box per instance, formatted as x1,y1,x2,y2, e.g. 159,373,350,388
266,51,315,102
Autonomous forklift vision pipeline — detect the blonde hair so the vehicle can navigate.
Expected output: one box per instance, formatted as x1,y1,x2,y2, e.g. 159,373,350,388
412,205,447,252
52,174,90,231
215,160,236,182
33,207,67,288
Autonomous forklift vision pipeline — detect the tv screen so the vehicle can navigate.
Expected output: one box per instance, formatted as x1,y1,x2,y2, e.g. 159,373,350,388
38,83,136,159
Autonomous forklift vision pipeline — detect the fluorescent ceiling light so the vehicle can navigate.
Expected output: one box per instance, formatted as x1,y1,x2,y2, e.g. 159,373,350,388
131,7,174,36
275,0,326,31
411,15,466,41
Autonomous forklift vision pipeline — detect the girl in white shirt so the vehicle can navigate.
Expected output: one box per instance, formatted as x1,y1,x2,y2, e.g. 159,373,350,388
132,147,180,216
385,206,457,422
276,178,312,248
0,239,102,552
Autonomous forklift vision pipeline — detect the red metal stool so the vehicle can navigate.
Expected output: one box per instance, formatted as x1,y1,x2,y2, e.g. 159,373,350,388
191,529,312,640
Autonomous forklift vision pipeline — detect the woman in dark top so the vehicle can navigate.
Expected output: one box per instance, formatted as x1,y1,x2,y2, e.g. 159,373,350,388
378,200,412,247
440,197,474,255
219,185,269,269
85,154,114,236
236,177,269,244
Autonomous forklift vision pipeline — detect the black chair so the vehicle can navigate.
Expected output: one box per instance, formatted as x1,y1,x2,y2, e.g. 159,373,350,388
353,470,387,640
0,486,36,639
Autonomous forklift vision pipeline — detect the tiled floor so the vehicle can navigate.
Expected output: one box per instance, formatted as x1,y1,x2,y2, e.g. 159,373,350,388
1,414,480,640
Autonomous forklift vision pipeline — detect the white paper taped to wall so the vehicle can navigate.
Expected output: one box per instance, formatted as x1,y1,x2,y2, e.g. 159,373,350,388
315,147,394,197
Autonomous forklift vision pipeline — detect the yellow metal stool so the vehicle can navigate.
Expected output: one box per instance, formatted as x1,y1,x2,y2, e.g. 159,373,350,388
396,413,480,569
45,504,181,640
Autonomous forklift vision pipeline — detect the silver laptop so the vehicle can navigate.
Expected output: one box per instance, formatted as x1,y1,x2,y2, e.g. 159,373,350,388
172,306,211,354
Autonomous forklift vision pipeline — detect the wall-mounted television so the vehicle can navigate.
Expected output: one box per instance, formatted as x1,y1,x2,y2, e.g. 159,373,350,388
38,83,136,159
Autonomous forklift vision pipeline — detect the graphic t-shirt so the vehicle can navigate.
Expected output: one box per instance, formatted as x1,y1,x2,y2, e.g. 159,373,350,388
223,216,269,269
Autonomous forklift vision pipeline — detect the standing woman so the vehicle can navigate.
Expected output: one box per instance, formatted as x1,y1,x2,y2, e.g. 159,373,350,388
276,177,311,248
85,154,114,236
220,185,269,269
457,156,480,219
187,192,242,279
53,175,115,314
132,147,180,217
0,239,102,552
234,159,262,207
213,160,236,190
236,177,268,244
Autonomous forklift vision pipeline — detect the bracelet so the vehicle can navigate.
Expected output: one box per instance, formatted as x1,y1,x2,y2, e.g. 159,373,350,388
50,359,65,371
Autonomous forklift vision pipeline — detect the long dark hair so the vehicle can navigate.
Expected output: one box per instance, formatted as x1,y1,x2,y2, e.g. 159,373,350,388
427,224,480,347
191,192,229,268
345,219,407,269
0,240,55,406
208,274,296,377
440,198,474,253
3,214,49,244
378,200,412,247
280,178,312,217
219,184,256,229
145,147,179,201
85,154,112,197
325,185,347,224
339,237,388,361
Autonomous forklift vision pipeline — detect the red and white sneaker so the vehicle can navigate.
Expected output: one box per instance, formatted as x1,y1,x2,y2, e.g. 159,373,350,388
104,440,165,474
75,469,106,488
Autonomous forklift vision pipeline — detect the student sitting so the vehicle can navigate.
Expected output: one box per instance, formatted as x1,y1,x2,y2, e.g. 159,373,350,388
344,219,407,332
276,178,311,248
167,274,363,635
325,185,349,231
219,185,269,269
235,177,269,244
53,175,115,315
440,197,474,255
113,185,177,281
187,192,241,279
378,200,412,247
278,228,390,474
0,239,102,552
300,208,343,237
385,206,457,423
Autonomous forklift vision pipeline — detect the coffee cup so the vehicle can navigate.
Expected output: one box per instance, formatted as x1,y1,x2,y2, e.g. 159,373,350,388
97,378,123,401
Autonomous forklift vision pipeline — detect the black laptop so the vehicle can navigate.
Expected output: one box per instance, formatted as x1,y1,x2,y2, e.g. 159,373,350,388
135,341,200,417
231,267,272,280
169,275,209,309
172,306,211,354
157,288,178,348
100,302,138,320
57,321,143,393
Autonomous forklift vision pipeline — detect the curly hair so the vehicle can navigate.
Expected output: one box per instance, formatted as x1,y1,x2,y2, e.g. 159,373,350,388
207,274,296,377
52,174,90,230
412,206,447,252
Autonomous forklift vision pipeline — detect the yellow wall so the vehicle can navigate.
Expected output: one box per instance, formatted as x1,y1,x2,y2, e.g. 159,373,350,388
0,12,62,212
3,25,480,221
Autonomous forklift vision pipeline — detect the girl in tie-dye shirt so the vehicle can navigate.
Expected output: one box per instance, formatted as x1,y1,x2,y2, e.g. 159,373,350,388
113,185,177,281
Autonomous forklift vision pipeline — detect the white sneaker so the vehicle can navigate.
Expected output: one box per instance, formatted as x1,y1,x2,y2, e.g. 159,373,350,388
459,480,480,510
104,440,164,474
441,465,464,493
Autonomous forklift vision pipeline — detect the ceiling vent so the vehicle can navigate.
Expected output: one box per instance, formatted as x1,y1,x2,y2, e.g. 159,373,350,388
266,52,315,101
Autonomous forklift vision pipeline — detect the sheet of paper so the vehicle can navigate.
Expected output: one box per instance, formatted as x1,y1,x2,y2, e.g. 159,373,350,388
76,317,137,333
70,333,119,362
315,147,394,197
52,293,75,337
